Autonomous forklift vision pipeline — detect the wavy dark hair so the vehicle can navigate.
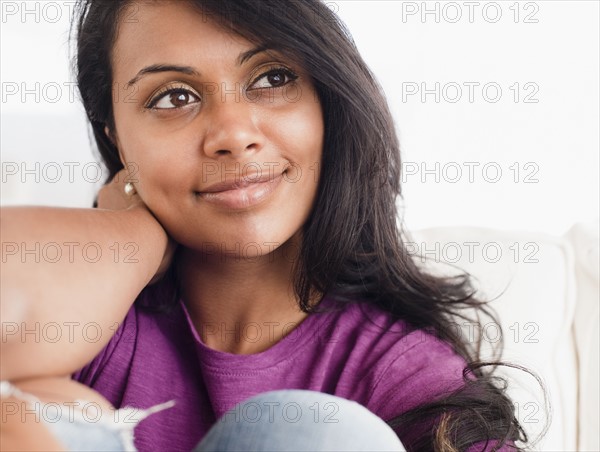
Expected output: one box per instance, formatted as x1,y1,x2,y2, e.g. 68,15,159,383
72,0,548,450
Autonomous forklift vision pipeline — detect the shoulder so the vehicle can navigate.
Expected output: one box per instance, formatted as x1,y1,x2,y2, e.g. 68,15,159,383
324,299,468,418
322,297,461,363
71,290,185,396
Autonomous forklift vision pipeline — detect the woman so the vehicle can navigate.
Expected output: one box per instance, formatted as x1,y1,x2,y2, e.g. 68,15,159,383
1,0,541,450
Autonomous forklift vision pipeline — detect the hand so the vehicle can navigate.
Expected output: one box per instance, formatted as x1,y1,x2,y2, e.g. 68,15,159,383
97,169,177,284
97,169,144,211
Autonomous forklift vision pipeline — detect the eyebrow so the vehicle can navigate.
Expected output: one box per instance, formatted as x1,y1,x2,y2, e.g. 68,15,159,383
126,64,199,87
126,46,272,87
238,45,270,65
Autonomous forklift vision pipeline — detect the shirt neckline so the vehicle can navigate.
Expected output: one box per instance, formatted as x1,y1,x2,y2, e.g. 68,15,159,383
178,295,340,372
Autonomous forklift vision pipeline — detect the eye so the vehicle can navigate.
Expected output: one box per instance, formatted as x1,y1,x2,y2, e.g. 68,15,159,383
146,86,201,110
249,67,298,90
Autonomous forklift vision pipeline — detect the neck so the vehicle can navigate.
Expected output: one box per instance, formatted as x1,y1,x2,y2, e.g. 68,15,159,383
177,235,312,354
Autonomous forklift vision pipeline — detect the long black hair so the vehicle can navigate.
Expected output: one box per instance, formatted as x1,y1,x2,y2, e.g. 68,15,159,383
72,1,547,450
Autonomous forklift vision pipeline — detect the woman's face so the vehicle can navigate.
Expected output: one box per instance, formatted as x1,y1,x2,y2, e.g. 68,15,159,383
110,0,324,257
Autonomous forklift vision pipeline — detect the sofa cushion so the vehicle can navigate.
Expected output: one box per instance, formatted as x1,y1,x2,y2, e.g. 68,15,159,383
408,226,579,450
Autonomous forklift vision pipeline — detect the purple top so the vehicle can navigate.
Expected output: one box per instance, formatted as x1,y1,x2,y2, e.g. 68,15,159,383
72,293,516,451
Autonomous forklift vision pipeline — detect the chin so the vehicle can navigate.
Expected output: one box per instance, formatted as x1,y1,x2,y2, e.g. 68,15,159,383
176,228,298,259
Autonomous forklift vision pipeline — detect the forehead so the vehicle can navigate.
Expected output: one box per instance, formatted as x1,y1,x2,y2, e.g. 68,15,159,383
112,0,255,77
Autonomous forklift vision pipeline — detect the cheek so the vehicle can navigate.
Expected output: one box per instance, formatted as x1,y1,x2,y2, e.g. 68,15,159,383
268,93,324,170
113,112,199,195
115,138,196,218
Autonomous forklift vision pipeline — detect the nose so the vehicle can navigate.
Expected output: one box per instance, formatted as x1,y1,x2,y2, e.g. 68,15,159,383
200,97,264,159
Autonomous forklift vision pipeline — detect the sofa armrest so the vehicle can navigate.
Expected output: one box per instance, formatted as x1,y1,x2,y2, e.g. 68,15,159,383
564,219,600,452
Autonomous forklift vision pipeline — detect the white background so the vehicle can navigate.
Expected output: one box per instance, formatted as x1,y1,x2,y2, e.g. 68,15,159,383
1,0,599,236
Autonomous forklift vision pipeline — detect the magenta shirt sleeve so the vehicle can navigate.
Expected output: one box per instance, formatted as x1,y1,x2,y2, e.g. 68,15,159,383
365,327,519,451
71,303,138,401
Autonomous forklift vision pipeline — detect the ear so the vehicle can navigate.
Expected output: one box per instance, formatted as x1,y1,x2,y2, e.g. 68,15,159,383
104,125,126,166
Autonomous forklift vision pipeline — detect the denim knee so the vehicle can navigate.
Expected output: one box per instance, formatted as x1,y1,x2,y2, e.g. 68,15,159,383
195,389,406,452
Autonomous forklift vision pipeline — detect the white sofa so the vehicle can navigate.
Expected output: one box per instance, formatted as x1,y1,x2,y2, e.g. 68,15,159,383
410,220,599,451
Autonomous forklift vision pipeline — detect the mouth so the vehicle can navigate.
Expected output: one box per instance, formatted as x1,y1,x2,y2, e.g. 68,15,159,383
195,171,285,210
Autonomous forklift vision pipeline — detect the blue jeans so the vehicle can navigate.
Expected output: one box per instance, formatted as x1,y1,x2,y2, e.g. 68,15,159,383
2,380,406,451
194,390,406,452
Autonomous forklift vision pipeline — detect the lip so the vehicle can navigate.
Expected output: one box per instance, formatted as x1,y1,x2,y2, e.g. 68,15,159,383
196,172,285,209
200,172,279,193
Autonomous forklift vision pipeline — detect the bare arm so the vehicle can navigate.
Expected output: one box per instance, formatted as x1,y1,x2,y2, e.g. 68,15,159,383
1,177,169,380
1,376,117,451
